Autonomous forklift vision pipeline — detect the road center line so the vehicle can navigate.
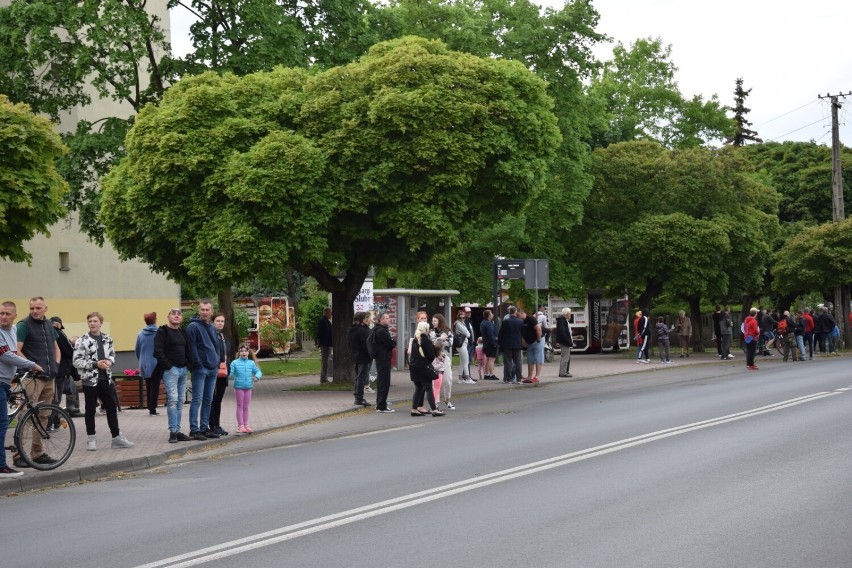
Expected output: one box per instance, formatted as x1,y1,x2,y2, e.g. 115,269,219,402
134,388,846,568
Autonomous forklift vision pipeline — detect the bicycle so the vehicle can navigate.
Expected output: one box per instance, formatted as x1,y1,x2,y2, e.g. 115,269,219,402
6,371,76,470
544,340,554,363
6,375,25,422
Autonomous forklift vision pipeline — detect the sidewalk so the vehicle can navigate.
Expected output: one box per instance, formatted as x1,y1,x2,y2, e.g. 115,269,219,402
0,350,756,495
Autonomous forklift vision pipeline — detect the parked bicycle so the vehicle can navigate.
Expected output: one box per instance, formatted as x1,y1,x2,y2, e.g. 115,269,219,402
5,371,76,470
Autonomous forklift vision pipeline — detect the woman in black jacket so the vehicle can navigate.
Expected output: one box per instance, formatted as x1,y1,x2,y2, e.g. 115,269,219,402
409,322,444,417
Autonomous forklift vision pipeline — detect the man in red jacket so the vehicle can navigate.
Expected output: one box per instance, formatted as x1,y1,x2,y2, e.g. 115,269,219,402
802,307,815,360
743,308,761,370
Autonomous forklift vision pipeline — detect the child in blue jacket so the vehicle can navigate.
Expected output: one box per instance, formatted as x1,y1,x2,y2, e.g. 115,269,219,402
229,345,262,433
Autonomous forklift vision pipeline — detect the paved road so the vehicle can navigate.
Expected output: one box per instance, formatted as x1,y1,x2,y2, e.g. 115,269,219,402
3,355,850,567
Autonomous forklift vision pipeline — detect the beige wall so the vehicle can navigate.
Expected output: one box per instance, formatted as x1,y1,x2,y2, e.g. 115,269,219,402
0,0,178,354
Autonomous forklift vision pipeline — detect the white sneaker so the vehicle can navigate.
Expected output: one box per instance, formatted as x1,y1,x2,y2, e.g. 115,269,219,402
446,401,455,410
364,385,375,394
111,433,134,449
87,435,97,451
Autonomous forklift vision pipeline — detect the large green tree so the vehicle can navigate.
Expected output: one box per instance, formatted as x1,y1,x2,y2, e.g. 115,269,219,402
101,37,561,380
576,140,779,345
366,0,604,299
742,141,852,225
773,218,852,296
587,37,734,149
0,95,68,262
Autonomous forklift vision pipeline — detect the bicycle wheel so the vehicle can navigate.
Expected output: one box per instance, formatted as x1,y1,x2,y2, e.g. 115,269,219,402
15,404,76,471
7,379,24,423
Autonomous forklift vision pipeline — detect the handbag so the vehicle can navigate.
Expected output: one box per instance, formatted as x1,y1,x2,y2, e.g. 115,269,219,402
217,361,227,378
417,344,440,381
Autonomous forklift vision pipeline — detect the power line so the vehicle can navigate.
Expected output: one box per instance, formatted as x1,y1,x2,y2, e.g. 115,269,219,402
754,99,819,127
764,118,828,142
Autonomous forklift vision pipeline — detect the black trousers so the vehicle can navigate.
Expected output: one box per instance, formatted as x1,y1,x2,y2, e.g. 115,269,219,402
209,376,229,429
745,340,757,367
354,362,369,401
83,380,120,438
412,379,436,410
375,359,391,410
146,376,161,414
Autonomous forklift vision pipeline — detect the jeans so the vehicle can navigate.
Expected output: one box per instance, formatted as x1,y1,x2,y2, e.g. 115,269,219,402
319,346,332,382
0,383,9,468
163,366,187,433
805,332,814,358
795,335,806,359
658,338,670,362
190,367,217,433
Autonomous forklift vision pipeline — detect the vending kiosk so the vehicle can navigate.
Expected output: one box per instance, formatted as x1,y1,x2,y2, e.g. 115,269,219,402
547,290,630,353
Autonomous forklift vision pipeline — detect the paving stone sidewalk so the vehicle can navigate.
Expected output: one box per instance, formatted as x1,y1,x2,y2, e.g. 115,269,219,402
0,350,745,495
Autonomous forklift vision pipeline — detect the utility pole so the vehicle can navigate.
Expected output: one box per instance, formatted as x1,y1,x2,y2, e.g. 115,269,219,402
818,91,851,349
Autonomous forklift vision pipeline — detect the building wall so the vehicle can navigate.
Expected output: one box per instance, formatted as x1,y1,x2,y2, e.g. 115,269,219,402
0,0,178,359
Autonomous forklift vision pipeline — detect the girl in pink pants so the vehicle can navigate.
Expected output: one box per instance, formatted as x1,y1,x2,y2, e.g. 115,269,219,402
229,345,262,433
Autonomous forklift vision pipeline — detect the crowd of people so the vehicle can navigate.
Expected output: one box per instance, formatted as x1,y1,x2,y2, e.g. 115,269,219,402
0,297,270,479
2,296,843,478
343,305,575,416
634,303,843,372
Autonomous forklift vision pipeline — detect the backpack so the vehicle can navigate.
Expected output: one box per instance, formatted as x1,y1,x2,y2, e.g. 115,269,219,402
366,327,379,359
776,318,788,334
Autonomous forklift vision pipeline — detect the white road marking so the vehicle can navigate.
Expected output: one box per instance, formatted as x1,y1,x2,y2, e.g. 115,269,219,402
134,388,847,568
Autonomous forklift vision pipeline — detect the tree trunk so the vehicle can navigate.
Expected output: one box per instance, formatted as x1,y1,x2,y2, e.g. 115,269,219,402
308,262,369,384
687,295,703,353
637,279,664,313
740,294,754,321
218,288,238,361
284,269,303,351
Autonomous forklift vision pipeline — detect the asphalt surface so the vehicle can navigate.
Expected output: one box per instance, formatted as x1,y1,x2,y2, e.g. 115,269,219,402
0,348,831,496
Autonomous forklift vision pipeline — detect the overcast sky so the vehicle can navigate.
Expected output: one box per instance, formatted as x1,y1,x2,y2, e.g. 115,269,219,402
168,0,852,146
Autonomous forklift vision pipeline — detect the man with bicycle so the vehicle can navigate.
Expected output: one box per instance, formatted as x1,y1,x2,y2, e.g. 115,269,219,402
13,296,59,468
0,301,42,477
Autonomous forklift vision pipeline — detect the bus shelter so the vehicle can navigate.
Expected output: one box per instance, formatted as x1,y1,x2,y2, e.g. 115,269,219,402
372,288,460,370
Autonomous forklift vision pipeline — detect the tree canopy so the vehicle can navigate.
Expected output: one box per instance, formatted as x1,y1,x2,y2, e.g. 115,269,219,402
773,218,852,296
0,95,68,263
587,37,734,149
576,141,779,309
101,36,561,379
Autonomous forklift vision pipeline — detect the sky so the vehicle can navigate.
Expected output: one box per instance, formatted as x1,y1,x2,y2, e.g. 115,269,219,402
168,0,852,146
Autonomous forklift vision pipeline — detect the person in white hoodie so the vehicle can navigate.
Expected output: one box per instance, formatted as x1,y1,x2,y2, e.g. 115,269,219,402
0,301,41,477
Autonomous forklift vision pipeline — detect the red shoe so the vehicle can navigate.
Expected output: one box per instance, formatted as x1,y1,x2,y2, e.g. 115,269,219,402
747,365,759,370
521,378,533,384
531,377,540,384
